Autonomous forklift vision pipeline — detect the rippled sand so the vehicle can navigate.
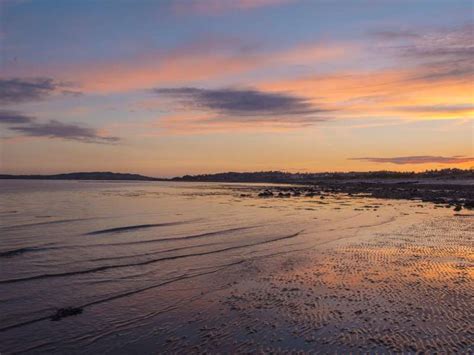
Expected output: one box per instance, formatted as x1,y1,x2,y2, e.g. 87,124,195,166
0,180,472,353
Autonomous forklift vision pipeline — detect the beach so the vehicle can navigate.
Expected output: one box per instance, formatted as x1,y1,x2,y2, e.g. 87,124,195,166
0,180,472,353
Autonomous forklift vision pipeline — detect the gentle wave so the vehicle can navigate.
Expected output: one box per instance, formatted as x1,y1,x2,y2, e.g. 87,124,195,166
0,262,242,333
0,230,303,285
0,226,259,259
84,219,200,235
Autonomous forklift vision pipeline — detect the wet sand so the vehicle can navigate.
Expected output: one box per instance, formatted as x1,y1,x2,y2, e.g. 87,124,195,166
132,211,474,353
0,180,472,353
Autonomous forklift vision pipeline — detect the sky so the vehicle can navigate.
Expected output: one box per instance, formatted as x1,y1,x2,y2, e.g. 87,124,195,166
0,0,473,177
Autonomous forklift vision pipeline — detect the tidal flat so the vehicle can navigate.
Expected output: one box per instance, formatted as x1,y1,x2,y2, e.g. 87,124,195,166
0,180,472,353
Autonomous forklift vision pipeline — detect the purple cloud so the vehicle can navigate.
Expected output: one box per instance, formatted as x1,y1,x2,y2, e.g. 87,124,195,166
0,77,81,104
349,156,474,165
154,87,330,118
0,111,119,144
0,110,35,124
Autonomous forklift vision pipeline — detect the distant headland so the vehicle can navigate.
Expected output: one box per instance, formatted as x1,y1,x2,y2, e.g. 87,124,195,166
0,168,473,182
0,172,165,181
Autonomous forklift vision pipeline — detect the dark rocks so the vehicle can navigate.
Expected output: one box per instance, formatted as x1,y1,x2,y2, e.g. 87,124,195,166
258,190,273,198
464,200,474,210
50,307,83,321
254,182,473,209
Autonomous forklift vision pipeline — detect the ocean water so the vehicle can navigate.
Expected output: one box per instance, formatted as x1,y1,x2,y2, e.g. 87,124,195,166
0,180,465,353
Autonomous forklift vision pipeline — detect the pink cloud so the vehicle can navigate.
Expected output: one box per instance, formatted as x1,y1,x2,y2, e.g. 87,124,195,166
49,40,348,94
151,108,324,135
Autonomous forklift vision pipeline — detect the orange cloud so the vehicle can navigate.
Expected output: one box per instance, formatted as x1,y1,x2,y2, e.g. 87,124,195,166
255,25,474,122
151,111,320,135
69,50,258,93
146,53,472,134
258,65,474,121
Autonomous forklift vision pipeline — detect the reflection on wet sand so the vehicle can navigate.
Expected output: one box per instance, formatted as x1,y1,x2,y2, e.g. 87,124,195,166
161,216,473,353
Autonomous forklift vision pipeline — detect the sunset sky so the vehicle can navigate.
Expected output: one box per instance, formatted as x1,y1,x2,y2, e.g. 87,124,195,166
1,0,473,177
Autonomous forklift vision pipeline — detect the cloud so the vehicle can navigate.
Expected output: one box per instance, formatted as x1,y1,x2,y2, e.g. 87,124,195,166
61,89,83,97
383,25,474,83
172,0,294,15
361,26,474,86
0,77,78,104
394,104,474,114
0,110,35,124
153,87,329,117
59,40,261,93
8,120,120,144
150,87,332,134
32,38,347,94
152,111,327,135
402,25,473,58
230,25,473,124
349,156,474,165
369,29,420,40
0,110,119,143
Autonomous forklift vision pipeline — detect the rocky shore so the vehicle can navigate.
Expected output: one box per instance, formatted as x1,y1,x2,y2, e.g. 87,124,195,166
250,180,474,211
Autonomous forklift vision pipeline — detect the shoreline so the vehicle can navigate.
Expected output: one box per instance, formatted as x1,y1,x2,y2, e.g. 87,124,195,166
2,177,473,210
235,179,474,211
